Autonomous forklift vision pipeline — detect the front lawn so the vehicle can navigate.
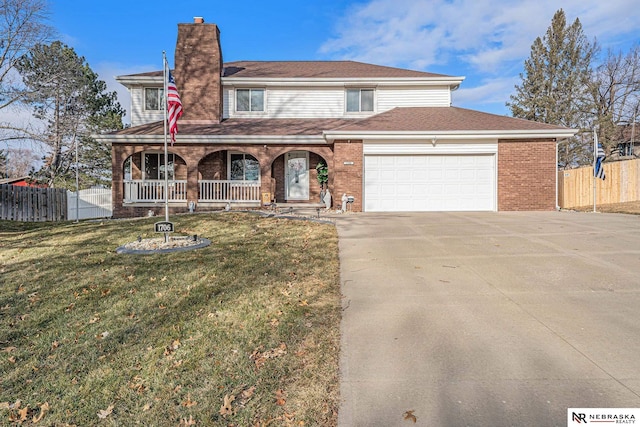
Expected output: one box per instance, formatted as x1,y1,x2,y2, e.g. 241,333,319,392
0,213,341,426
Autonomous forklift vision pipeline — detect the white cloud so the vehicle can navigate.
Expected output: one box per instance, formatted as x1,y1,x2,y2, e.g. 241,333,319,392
454,77,517,106
320,0,640,113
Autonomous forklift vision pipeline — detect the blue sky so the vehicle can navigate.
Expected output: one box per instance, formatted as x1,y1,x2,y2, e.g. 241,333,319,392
40,0,640,122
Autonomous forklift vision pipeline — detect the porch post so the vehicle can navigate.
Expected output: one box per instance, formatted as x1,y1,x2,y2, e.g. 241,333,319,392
187,159,199,206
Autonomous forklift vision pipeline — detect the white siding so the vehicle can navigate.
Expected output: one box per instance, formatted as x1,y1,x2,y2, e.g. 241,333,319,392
224,86,345,119
131,84,454,123
268,87,344,118
377,86,451,111
130,86,164,127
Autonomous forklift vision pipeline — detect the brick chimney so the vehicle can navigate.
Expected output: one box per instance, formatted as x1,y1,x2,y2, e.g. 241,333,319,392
174,17,223,123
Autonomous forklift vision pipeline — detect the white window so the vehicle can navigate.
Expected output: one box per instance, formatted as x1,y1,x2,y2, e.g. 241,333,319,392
143,153,174,180
236,89,264,112
346,88,374,112
144,88,164,111
229,153,259,181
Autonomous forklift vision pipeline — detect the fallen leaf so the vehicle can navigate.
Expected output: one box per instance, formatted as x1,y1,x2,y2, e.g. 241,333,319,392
403,410,417,423
181,414,196,426
97,404,114,419
219,394,235,417
8,356,16,363
142,403,152,411
18,405,28,421
51,341,60,350
298,300,308,306
250,343,287,369
238,386,256,405
32,402,49,423
275,389,286,406
2,346,17,353
182,394,197,408
126,275,135,282
0,402,9,410
96,331,109,339
89,316,100,324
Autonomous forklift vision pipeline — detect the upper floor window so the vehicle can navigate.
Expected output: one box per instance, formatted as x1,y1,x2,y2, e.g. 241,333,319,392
145,88,165,111
236,88,264,112
346,88,374,112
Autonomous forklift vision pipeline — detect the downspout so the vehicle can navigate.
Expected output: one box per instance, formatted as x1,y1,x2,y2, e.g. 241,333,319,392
555,138,570,211
556,141,560,211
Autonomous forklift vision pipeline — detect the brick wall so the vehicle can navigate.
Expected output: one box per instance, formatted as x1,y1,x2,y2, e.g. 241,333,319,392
498,139,556,211
175,22,223,123
332,140,363,211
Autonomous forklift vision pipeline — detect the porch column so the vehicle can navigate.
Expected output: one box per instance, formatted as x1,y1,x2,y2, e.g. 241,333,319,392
187,159,199,205
111,145,132,218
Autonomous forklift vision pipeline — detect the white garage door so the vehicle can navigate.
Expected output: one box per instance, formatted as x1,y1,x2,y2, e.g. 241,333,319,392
364,155,495,212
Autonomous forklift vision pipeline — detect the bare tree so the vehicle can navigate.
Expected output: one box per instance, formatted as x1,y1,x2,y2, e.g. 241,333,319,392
1,146,37,177
590,45,640,155
0,0,52,140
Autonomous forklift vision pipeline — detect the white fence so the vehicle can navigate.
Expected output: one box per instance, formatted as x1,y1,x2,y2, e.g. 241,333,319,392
67,188,112,220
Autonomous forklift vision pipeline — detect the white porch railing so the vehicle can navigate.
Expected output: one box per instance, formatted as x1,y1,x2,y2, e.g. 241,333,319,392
199,180,261,202
123,180,187,202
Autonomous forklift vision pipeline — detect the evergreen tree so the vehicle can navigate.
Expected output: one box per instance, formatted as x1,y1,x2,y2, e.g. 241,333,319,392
507,9,598,168
16,41,123,188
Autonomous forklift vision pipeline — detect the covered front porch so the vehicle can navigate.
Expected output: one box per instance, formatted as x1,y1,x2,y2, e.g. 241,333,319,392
113,145,334,216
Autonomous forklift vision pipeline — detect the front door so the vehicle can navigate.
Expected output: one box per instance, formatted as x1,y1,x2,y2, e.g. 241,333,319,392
285,151,309,200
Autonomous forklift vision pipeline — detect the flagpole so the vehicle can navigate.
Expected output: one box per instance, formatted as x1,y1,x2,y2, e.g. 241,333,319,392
593,128,597,213
163,51,170,242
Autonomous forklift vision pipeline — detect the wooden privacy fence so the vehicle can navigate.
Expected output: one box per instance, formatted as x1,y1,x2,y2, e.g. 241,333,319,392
558,158,640,208
0,184,67,221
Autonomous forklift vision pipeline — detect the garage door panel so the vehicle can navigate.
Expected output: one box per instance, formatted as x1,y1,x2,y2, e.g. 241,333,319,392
364,154,495,212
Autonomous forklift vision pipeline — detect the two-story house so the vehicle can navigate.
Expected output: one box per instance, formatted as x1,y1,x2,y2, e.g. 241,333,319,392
100,18,576,218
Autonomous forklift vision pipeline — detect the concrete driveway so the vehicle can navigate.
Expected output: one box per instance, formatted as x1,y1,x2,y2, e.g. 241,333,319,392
336,211,640,427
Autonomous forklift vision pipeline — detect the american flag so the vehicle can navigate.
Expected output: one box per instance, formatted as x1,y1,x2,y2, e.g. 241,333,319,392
595,143,606,180
167,70,183,144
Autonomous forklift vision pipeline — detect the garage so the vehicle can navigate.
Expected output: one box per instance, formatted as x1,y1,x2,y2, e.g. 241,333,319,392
364,153,496,212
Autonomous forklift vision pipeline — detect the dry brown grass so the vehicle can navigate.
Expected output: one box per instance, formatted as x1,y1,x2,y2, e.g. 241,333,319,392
0,212,341,426
569,200,640,214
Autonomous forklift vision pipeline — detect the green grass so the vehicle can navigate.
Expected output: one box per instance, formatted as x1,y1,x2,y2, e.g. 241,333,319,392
0,212,341,426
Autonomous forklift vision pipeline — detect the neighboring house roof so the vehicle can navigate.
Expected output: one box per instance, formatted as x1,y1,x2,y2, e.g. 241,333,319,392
118,60,454,80
0,176,31,185
103,107,576,143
